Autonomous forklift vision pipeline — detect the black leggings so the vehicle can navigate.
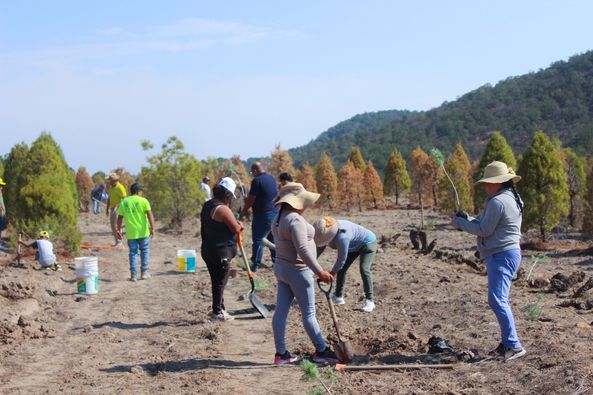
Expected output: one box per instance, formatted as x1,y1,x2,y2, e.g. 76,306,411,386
201,245,236,315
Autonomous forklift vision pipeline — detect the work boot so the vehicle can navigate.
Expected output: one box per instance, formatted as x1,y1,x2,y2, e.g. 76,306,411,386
141,271,151,280
130,273,137,282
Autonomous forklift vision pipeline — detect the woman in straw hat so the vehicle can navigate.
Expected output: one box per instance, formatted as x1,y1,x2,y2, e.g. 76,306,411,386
200,177,242,322
270,182,338,365
313,217,377,312
452,161,526,361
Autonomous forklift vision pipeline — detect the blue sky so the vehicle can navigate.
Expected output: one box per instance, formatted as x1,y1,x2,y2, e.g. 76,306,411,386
2,1,593,175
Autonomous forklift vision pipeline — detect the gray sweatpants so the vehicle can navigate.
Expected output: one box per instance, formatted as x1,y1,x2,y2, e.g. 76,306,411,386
272,263,327,354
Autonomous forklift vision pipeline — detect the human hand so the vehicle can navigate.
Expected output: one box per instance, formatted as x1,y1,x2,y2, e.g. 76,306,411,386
116,229,123,240
317,271,334,283
455,210,469,220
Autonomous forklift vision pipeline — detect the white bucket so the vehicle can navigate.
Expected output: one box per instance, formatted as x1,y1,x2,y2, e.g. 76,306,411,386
75,256,99,294
177,249,197,272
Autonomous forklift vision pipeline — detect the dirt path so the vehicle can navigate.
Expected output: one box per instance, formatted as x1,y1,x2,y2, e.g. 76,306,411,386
2,209,593,394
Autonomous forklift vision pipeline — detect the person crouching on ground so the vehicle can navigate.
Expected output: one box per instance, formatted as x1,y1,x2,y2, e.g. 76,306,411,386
452,161,526,361
116,182,155,282
200,177,242,322
313,217,377,313
271,182,338,365
19,231,61,271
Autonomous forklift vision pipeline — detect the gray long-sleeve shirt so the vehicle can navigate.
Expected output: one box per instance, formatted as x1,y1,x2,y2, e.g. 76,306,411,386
452,189,522,259
318,220,376,273
271,211,324,275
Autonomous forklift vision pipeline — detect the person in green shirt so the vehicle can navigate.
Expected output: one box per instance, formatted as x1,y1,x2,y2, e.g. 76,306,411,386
106,172,127,246
0,178,6,239
116,183,156,282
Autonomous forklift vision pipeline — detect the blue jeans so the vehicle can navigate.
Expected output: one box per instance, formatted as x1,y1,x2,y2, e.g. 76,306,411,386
486,249,522,349
92,199,101,214
128,237,150,275
273,264,326,354
251,210,277,269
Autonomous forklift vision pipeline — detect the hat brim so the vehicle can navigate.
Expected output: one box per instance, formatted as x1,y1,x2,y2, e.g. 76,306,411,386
475,174,521,185
314,223,339,247
0,182,5,186
274,190,320,210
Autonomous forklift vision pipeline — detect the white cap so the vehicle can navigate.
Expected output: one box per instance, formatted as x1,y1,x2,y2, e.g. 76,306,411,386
218,177,236,198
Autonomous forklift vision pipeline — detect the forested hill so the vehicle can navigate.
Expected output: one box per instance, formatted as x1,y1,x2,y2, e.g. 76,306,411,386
289,51,593,171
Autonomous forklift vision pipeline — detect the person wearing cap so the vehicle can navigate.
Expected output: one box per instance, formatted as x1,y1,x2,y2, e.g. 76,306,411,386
313,217,377,313
199,176,212,201
0,178,6,239
270,182,337,365
18,231,61,271
116,183,156,282
200,177,242,321
278,172,293,186
452,161,526,361
240,161,278,272
106,172,127,246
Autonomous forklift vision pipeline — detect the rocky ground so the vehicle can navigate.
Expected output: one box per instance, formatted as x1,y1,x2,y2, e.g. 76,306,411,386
1,207,593,394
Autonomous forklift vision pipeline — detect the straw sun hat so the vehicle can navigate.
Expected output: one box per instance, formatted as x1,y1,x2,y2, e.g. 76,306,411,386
313,216,339,247
274,182,320,210
475,161,521,185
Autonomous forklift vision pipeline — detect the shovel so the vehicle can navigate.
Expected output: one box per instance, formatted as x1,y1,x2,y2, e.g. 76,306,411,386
317,279,354,363
237,231,269,318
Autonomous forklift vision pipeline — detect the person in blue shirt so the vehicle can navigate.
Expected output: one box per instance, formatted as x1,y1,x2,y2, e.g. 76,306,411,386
313,217,377,312
240,161,278,272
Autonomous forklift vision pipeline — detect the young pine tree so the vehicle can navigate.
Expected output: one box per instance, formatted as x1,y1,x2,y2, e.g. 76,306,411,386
141,136,203,229
363,161,384,209
475,132,516,209
562,148,587,228
410,147,436,229
349,146,366,174
581,159,593,238
383,149,411,205
269,144,296,179
5,133,81,252
315,152,338,210
91,171,106,186
75,167,94,212
297,162,317,192
437,144,474,213
337,161,363,211
518,131,569,241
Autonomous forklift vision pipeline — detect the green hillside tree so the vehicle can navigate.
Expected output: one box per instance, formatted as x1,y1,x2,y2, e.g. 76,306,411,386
315,152,338,210
383,149,411,205
75,167,94,212
141,136,202,229
363,161,384,208
297,162,317,192
4,134,80,252
437,144,474,213
269,144,297,179
518,131,569,241
337,160,362,211
582,159,593,238
562,148,587,228
475,132,517,209
349,146,366,174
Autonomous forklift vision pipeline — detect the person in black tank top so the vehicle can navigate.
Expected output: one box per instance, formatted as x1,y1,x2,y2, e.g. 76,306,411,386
200,177,242,321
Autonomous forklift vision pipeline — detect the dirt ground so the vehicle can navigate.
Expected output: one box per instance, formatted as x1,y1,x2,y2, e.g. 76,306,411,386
1,207,593,394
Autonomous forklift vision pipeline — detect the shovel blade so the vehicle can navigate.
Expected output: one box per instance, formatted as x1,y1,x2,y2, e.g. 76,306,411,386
335,340,354,363
249,292,269,318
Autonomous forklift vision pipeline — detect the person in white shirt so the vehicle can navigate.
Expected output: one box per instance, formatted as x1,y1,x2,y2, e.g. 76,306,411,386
199,176,212,200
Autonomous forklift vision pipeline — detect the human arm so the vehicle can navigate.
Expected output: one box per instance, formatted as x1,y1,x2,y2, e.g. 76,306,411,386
330,236,349,274
212,204,242,234
116,215,124,240
240,195,256,218
105,195,111,216
288,216,325,275
147,210,156,237
452,198,503,237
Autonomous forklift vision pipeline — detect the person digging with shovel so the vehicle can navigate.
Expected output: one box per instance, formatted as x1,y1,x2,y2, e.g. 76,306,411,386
200,177,243,322
270,182,338,365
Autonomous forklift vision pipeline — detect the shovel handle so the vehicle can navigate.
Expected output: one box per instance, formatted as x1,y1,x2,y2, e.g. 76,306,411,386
317,278,333,296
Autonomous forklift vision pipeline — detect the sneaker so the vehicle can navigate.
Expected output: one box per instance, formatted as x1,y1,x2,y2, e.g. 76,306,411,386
141,271,151,280
53,264,62,272
497,347,527,361
330,294,345,305
130,273,137,282
362,299,375,312
488,343,505,356
312,347,339,365
209,312,235,321
221,310,234,320
114,240,123,247
274,351,300,365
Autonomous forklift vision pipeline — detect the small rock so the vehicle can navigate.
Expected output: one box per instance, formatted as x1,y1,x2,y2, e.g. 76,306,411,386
439,276,450,283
